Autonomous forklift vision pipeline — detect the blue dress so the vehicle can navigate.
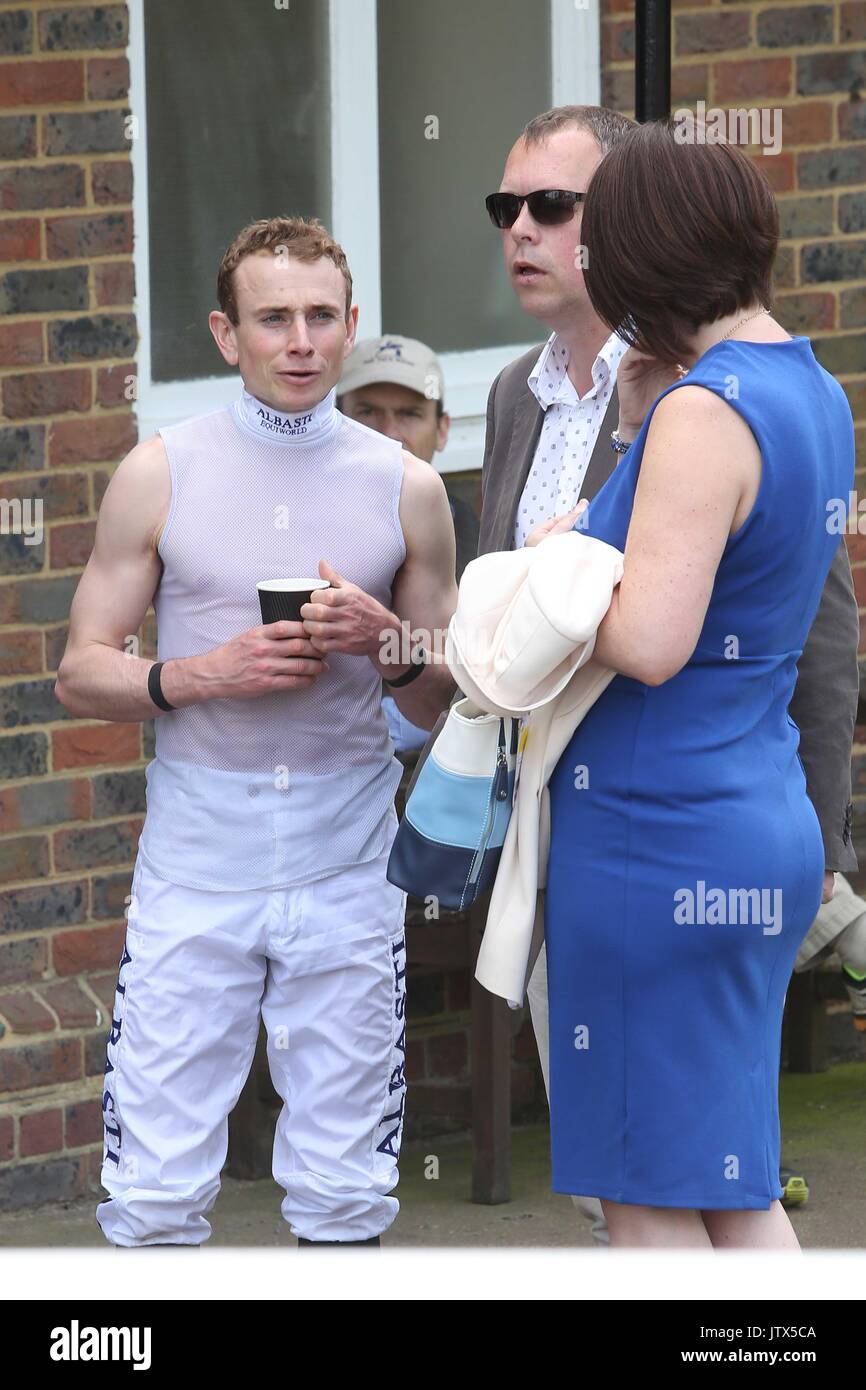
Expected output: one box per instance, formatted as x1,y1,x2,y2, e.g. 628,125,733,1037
544,337,855,1209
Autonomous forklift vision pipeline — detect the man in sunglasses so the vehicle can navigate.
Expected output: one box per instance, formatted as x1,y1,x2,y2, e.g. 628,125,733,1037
416,102,859,1245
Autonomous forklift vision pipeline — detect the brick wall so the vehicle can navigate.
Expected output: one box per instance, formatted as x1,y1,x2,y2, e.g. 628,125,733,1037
2,0,865,1211
0,2,140,1209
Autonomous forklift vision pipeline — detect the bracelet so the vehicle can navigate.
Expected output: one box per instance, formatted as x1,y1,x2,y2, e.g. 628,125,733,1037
610,429,633,455
383,646,427,688
147,660,176,712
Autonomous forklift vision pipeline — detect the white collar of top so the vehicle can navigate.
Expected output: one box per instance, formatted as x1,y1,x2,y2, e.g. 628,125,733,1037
233,383,339,445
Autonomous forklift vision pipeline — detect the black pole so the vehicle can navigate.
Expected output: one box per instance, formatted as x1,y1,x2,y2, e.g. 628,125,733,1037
634,0,671,123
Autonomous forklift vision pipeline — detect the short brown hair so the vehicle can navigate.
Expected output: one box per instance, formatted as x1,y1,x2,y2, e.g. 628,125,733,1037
216,216,353,325
521,104,637,156
581,118,779,364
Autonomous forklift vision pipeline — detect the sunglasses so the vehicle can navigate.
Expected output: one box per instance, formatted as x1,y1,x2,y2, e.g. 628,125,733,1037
485,189,585,229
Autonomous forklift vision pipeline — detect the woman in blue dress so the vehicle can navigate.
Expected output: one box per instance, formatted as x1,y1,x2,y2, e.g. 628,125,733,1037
541,120,855,1248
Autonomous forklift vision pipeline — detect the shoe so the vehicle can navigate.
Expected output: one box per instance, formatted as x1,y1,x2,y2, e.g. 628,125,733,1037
841,963,866,1032
297,1235,380,1246
779,1168,809,1208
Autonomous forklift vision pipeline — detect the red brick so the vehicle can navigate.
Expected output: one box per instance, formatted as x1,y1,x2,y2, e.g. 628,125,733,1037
0,936,48,986
0,833,50,883
775,290,836,333
0,789,18,834
0,321,43,368
0,162,85,212
93,259,134,305
0,774,90,832
841,1,866,42
601,67,632,111
0,629,43,677
49,519,95,569
45,210,132,260
37,6,129,55
714,57,792,103
87,971,118,1014
52,921,126,976
749,150,795,193
54,818,141,873
52,722,140,770
776,101,833,148
92,159,132,206
0,1037,80,1093
773,244,796,289
0,468,88,517
86,55,128,102
48,411,137,465
96,361,136,407
19,1107,63,1157
843,378,866,421
0,218,40,262
675,11,751,55
839,102,866,143
65,1097,101,1148
37,980,101,1029
2,368,90,419
0,988,56,1034
844,530,866,564
671,64,710,105
602,18,634,65
0,60,83,108
0,1115,13,1162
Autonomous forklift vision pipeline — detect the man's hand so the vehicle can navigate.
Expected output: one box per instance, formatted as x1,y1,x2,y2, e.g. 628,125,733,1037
822,871,836,904
524,500,588,548
195,619,328,699
300,558,394,659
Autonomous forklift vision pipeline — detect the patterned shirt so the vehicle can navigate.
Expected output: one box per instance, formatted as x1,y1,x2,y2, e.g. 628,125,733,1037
512,329,629,549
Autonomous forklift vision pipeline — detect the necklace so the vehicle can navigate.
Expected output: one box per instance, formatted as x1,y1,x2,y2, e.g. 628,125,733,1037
678,305,771,377
718,305,770,342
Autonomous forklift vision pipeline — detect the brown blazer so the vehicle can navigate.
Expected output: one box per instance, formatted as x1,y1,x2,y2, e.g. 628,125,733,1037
414,343,859,872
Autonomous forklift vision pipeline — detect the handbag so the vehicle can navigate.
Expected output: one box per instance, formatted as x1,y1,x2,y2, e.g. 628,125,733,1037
386,697,519,911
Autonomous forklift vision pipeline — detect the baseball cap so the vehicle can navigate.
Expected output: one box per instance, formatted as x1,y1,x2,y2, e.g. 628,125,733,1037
339,334,444,405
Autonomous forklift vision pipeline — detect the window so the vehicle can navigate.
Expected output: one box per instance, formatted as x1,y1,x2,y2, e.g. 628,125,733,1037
129,0,599,469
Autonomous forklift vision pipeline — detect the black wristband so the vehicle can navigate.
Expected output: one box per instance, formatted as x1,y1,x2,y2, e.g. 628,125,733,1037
383,646,427,689
147,660,176,712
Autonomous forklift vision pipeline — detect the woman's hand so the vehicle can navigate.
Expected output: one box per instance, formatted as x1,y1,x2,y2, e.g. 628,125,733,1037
524,500,589,548
616,345,688,438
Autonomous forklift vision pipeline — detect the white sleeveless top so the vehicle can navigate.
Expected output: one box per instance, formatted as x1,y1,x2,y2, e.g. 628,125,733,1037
137,386,407,891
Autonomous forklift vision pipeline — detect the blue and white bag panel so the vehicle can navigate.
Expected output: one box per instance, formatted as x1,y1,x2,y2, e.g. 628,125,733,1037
387,700,520,910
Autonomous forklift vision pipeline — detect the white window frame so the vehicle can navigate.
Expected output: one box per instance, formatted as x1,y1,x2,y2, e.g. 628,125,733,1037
127,0,599,471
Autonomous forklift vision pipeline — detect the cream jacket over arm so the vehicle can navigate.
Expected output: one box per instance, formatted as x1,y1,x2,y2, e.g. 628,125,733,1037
444,530,625,1007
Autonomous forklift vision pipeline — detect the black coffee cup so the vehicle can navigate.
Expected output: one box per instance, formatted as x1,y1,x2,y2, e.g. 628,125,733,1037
256,577,331,624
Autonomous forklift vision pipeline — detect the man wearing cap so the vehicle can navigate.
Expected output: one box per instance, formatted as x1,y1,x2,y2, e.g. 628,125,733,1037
338,335,480,752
